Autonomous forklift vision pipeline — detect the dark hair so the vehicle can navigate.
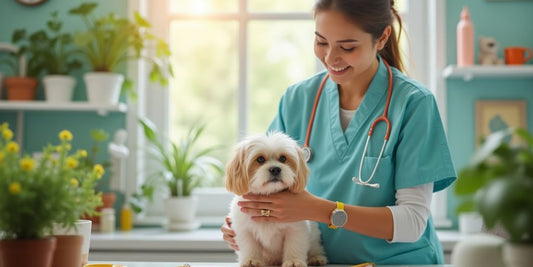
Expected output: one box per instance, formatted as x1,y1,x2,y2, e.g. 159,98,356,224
314,0,405,73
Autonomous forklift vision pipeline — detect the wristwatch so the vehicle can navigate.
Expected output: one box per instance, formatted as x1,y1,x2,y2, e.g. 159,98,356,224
328,201,347,229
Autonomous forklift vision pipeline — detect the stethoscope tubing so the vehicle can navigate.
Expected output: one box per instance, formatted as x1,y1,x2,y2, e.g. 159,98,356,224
303,59,394,188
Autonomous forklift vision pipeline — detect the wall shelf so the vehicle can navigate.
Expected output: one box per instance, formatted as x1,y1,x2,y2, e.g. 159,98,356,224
443,65,533,81
0,100,127,144
0,100,127,116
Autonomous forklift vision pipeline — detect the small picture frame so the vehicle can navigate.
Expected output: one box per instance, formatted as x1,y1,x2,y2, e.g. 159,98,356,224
475,100,527,145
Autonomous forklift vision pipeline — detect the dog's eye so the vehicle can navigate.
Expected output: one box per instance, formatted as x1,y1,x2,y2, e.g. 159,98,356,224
256,156,265,163
279,155,287,163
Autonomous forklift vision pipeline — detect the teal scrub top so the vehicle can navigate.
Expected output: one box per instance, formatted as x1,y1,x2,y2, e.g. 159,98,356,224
267,57,456,265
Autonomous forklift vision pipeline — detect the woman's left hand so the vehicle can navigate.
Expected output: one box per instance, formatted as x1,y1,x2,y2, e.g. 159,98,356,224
238,190,316,223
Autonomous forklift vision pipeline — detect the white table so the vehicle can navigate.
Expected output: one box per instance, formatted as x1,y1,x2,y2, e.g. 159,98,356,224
89,262,451,267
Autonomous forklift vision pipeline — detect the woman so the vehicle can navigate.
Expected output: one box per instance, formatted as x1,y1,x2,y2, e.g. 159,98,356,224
222,0,456,264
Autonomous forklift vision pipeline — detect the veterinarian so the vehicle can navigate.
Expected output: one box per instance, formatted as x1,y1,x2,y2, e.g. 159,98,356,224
221,0,456,264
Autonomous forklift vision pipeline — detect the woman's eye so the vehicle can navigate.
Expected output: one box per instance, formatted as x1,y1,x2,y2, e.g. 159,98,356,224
341,46,355,52
279,155,287,163
257,156,265,163
316,40,328,46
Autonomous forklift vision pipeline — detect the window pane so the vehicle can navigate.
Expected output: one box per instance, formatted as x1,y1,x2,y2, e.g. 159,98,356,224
248,0,312,12
249,21,316,134
170,0,237,13
169,21,238,186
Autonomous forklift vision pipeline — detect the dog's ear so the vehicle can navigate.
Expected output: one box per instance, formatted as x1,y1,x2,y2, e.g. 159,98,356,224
289,147,310,193
225,143,249,196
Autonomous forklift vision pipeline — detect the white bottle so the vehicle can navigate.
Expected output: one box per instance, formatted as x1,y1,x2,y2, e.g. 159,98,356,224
101,208,116,233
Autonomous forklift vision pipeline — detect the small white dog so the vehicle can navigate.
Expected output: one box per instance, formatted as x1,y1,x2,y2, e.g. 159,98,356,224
225,132,327,267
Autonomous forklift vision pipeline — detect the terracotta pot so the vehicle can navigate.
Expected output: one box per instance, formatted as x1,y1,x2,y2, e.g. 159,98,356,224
51,235,83,267
0,237,56,267
4,77,38,100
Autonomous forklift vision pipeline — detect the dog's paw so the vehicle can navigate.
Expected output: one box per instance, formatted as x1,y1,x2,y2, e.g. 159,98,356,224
282,259,307,267
240,258,263,267
307,254,328,266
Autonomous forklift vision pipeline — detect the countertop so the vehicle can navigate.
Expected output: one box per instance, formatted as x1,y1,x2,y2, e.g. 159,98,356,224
89,262,452,267
90,228,464,253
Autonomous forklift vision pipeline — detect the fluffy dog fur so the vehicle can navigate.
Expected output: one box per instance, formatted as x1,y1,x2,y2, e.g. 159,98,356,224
225,132,327,267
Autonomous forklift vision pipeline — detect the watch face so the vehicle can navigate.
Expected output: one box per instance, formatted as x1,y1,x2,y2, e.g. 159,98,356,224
331,210,347,227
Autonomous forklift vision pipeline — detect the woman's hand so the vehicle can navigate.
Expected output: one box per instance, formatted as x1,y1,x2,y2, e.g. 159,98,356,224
239,190,317,223
220,216,239,251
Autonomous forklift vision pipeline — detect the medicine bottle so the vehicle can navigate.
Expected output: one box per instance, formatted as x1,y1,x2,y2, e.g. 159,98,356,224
101,208,116,233
120,203,133,231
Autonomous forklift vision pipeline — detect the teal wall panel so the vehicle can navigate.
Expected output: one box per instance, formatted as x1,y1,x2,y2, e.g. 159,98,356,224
445,0,533,229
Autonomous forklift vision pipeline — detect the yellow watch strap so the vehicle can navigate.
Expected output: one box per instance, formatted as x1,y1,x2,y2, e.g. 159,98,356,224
328,201,345,229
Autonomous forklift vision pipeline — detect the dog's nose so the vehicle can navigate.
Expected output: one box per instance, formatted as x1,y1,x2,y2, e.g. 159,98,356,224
269,167,281,176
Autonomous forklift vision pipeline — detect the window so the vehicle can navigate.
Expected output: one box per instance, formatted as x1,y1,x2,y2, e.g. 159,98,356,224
137,0,451,227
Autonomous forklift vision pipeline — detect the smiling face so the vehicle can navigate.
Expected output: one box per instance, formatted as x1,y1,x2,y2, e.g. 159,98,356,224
314,9,389,89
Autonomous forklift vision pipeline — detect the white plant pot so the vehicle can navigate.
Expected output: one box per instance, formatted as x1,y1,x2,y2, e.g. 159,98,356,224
459,212,483,235
43,75,76,102
163,196,200,231
503,242,533,267
84,72,124,105
451,233,505,267
52,219,92,266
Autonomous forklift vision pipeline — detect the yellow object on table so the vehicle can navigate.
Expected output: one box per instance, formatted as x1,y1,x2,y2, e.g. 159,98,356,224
352,263,375,267
84,264,127,267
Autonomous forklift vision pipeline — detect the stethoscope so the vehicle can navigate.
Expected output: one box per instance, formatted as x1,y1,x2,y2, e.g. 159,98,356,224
302,59,393,189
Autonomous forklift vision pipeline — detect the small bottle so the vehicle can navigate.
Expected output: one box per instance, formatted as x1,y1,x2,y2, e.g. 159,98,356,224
101,208,115,233
457,6,474,67
120,203,133,231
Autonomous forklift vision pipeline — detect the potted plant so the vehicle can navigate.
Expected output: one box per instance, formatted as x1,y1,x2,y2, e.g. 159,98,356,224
455,127,533,267
12,11,83,103
138,118,223,231
69,2,173,105
0,43,38,101
0,122,103,267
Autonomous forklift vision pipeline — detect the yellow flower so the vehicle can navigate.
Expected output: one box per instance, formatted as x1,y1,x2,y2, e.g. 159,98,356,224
51,158,58,166
80,150,88,157
59,130,73,141
0,122,8,131
20,158,35,171
2,129,13,140
6,142,19,153
9,182,21,195
93,164,105,179
70,178,79,188
66,157,78,169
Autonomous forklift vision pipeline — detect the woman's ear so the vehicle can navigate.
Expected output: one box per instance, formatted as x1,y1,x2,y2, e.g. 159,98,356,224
377,25,392,50
225,144,249,196
289,147,310,193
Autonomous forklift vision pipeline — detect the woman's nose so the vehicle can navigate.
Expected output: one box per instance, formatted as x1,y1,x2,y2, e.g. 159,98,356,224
325,48,340,65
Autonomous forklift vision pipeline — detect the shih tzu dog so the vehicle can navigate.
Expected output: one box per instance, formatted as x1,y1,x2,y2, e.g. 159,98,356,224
225,132,327,267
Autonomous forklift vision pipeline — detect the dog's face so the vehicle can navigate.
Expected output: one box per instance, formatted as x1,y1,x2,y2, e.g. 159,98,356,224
225,132,309,196
479,37,498,53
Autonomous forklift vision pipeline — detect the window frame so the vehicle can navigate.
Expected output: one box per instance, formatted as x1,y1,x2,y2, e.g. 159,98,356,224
128,0,452,228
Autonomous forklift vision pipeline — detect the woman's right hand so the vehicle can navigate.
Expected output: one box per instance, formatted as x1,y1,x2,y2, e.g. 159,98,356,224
221,216,239,251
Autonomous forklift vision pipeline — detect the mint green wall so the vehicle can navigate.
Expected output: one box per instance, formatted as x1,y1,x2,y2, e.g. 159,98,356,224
0,0,128,192
445,0,533,228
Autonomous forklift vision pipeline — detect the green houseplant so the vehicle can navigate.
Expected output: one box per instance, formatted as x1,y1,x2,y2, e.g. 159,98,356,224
0,122,103,267
11,11,83,102
138,118,223,230
455,127,533,266
69,2,173,104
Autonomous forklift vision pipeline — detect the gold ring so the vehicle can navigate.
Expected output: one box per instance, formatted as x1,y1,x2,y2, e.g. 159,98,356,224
261,209,271,217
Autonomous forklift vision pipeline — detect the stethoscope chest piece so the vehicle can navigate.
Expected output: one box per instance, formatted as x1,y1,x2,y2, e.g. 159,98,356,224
302,146,312,162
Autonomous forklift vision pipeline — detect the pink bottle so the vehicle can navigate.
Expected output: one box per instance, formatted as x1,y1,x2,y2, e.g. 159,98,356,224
457,6,474,67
